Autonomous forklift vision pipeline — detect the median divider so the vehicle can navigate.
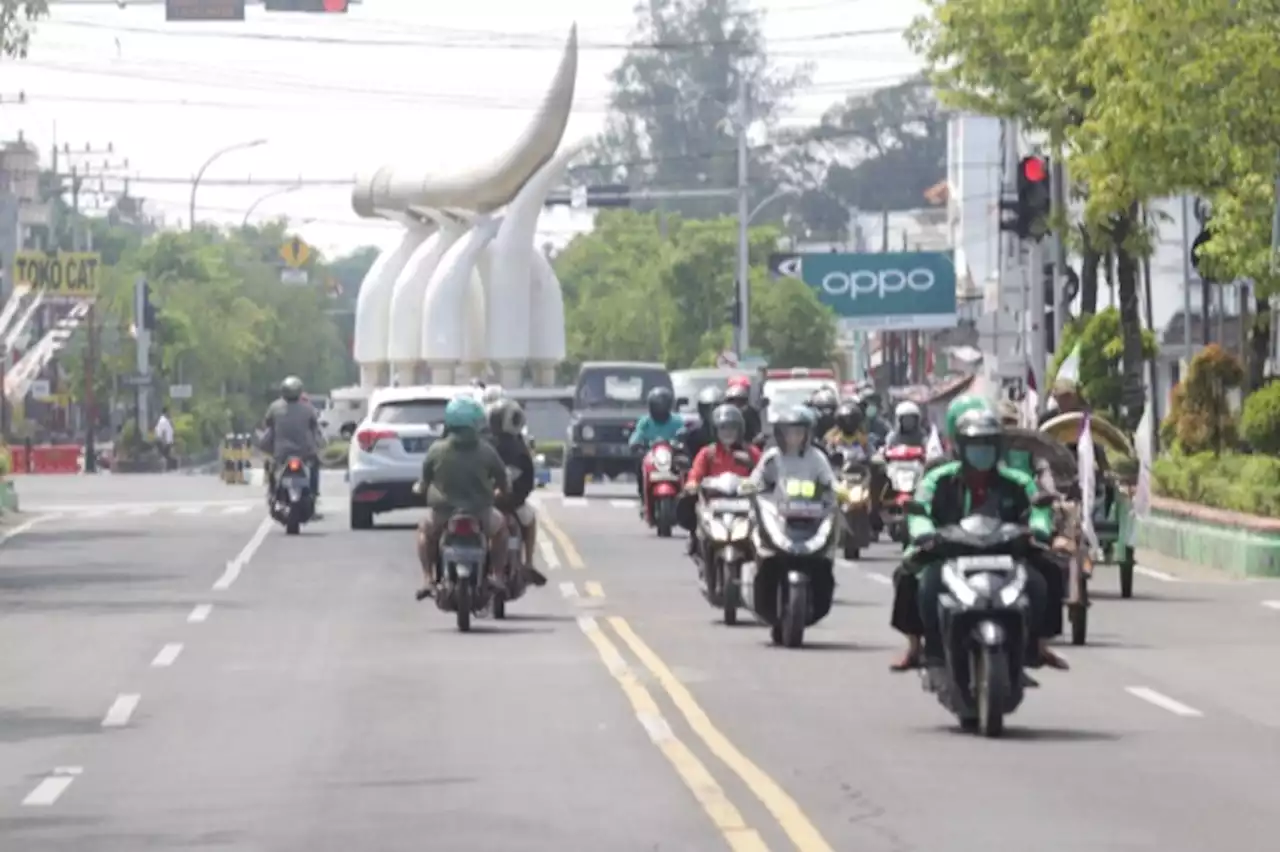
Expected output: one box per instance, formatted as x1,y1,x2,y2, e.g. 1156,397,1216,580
1134,496,1280,578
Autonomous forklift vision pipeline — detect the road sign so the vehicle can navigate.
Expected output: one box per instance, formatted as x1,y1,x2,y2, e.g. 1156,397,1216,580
280,267,309,286
121,373,152,388
280,236,312,268
14,251,101,298
166,0,246,20
29,379,50,399
794,251,957,331
715,350,738,368
169,384,193,399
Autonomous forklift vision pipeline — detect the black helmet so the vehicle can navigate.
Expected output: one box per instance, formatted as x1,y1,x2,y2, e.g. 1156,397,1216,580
772,404,812,454
724,383,750,406
488,399,526,436
834,400,864,434
710,403,745,446
954,409,1003,472
281,376,303,402
809,387,838,412
647,386,674,419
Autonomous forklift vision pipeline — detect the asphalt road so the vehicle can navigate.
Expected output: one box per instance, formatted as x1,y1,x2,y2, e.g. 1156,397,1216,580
3,471,1280,851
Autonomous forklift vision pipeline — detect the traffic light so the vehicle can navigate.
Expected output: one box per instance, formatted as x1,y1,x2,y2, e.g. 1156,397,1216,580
725,298,742,328
140,282,157,331
1001,156,1052,240
264,0,348,11
545,184,632,209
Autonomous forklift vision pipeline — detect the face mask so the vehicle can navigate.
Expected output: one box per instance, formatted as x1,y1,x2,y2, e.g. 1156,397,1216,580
866,406,878,419
963,444,998,471
901,417,919,433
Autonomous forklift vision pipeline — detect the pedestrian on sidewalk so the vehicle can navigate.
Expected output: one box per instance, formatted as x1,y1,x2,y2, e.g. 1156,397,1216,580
155,408,175,471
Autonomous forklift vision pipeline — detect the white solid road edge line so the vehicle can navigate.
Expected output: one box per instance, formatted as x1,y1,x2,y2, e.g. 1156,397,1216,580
0,513,60,545
1134,565,1180,582
1260,600,1280,611
1125,686,1204,718
151,643,184,667
22,767,83,806
101,694,141,727
212,516,273,590
188,604,214,623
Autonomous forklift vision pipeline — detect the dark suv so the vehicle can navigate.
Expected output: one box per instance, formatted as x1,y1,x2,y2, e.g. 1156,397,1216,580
563,361,677,497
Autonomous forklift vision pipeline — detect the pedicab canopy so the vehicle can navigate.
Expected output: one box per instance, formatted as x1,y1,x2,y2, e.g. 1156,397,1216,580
1040,412,1135,460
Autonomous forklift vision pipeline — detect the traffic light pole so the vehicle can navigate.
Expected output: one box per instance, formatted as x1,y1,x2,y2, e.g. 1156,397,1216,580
734,71,751,358
134,275,151,437
1028,237,1047,408
1049,153,1067,355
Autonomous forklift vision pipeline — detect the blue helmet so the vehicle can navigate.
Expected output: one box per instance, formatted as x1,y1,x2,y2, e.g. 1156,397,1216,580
444,396,485,431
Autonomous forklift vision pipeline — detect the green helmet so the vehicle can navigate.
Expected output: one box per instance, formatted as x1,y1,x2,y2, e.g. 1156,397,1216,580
444,396,485,431
945,394,993,441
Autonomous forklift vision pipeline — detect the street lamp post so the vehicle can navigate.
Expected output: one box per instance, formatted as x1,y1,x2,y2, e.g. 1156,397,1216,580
242,184,301,228
189,138,266,230
735,187,797,358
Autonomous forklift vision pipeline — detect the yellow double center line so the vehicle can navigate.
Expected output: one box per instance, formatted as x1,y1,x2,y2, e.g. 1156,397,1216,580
538,508,834,852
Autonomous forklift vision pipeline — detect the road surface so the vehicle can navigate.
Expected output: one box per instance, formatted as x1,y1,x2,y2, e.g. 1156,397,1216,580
3,472,1280,851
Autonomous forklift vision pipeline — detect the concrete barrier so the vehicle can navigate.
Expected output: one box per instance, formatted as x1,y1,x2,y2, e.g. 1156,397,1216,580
1133,495,1280,578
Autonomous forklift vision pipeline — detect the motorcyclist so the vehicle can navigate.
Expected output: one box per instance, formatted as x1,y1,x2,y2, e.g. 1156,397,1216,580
808,387,839,438
680,404,761,557
679,385,726,460
259,375,324,518
893,408,1069,673
859,390,892,448
823,400,871,458
485,400,548,587
748,404,836,497
414,396,511,601
724,377,763,444
885,401,928,448
628,387,686,507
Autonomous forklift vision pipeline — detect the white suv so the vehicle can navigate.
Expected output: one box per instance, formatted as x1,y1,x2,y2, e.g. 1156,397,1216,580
348,386,471,529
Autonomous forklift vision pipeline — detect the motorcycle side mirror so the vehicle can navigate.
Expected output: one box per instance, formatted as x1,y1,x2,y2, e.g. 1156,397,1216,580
904,500,929,517
738,480,759,495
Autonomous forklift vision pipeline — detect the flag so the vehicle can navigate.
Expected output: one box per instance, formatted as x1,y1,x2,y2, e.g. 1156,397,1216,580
1078,411,1100,551
1129,405,1153,545
1019,363,1039,428
1057,342,1082,388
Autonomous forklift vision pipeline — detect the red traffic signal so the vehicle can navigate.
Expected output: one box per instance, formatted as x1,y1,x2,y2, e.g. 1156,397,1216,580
1021,156,1047,183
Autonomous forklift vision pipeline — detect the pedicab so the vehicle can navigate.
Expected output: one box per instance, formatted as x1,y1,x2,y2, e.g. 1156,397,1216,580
1003,428,1095,645
1040,412,1138,638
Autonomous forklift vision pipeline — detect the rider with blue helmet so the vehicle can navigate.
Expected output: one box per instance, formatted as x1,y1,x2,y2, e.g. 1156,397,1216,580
415,395,512,600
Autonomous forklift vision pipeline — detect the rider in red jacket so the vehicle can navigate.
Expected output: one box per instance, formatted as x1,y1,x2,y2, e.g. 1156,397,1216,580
687,404,761,487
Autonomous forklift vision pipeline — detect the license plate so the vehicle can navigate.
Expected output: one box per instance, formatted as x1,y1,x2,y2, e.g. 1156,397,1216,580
442,546,486,563
708,498,750,512
954,555,1015,572
400,437,429,453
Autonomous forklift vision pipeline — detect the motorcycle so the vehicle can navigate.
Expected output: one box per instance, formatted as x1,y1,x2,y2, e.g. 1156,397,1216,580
830,445,873,560
641,439,687,538
905,499,1053,737
744,477,838,647
880,444,926,544
270,455,315,535
435,512,495,632
491,466,532,619
695,472,754,625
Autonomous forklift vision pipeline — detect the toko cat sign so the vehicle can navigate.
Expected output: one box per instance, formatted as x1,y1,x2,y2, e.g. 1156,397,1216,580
775,251,958,331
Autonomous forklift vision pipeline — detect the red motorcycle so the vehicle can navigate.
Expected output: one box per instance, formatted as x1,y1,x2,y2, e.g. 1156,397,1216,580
880,444,926,544
641,439,687,538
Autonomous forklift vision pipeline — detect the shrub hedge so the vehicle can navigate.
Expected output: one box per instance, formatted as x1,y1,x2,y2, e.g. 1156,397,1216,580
1153,451,1280,517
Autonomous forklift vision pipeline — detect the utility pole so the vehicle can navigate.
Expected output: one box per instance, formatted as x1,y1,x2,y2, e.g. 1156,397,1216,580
734,69,750,359
1049,151,1067,355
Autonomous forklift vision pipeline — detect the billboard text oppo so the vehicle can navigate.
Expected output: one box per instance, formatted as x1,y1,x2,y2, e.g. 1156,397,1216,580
821,268,936,300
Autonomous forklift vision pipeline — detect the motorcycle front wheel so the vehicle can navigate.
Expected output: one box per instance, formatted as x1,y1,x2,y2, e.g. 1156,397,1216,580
974,647,1010,737
455,579,472,632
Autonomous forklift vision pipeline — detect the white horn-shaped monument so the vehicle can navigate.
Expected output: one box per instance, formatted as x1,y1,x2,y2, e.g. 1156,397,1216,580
350,24,581,388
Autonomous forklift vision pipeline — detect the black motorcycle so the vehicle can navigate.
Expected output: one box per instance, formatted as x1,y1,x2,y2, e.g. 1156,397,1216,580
435,512,495,632
745,478,838,647
270,456,315,535
905,499,1053,737
829,446,873,560
695,472,754,625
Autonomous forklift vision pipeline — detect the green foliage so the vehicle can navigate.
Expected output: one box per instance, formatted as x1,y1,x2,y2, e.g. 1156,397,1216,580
1240,382,1280,455
553,210,837,372
62,221,354,454
1047,308,1155,423
1161,344,1244,455
0,444,9,477
0,0,47,59
1153,451,1280,518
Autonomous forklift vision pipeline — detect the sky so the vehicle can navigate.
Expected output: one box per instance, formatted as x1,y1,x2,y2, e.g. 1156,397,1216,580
3,0,925,259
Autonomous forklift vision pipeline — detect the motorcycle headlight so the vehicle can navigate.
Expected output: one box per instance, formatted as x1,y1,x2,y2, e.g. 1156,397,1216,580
941,561,979,607
708,517,729,540
729,516,752,541
805,516,834,552
652,446,673,470
534,454,547,466
891,470,918,492
581,425,595,440
757,500,787,543
848,485,866,502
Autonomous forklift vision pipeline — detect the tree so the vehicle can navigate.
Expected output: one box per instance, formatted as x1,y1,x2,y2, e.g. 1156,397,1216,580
1161,344,1244,456
552,209,836,372
580,0,808,219
1049,307,1156,427
907,0,1149,419
780,75,948,239
0,0,46,58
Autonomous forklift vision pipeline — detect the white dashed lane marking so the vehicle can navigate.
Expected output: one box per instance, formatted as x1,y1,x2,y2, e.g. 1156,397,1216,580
1125,686,1203,718
188,604,214,623
22,767,82,806
151,643,184,667
101,694,141,727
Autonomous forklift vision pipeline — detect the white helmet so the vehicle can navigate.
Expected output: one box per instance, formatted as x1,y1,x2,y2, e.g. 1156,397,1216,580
481,385,505,404
894,401,922,430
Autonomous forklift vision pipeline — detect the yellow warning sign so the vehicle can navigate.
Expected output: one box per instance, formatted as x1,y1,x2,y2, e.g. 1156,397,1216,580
280,236,312,268
14,251,101,298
